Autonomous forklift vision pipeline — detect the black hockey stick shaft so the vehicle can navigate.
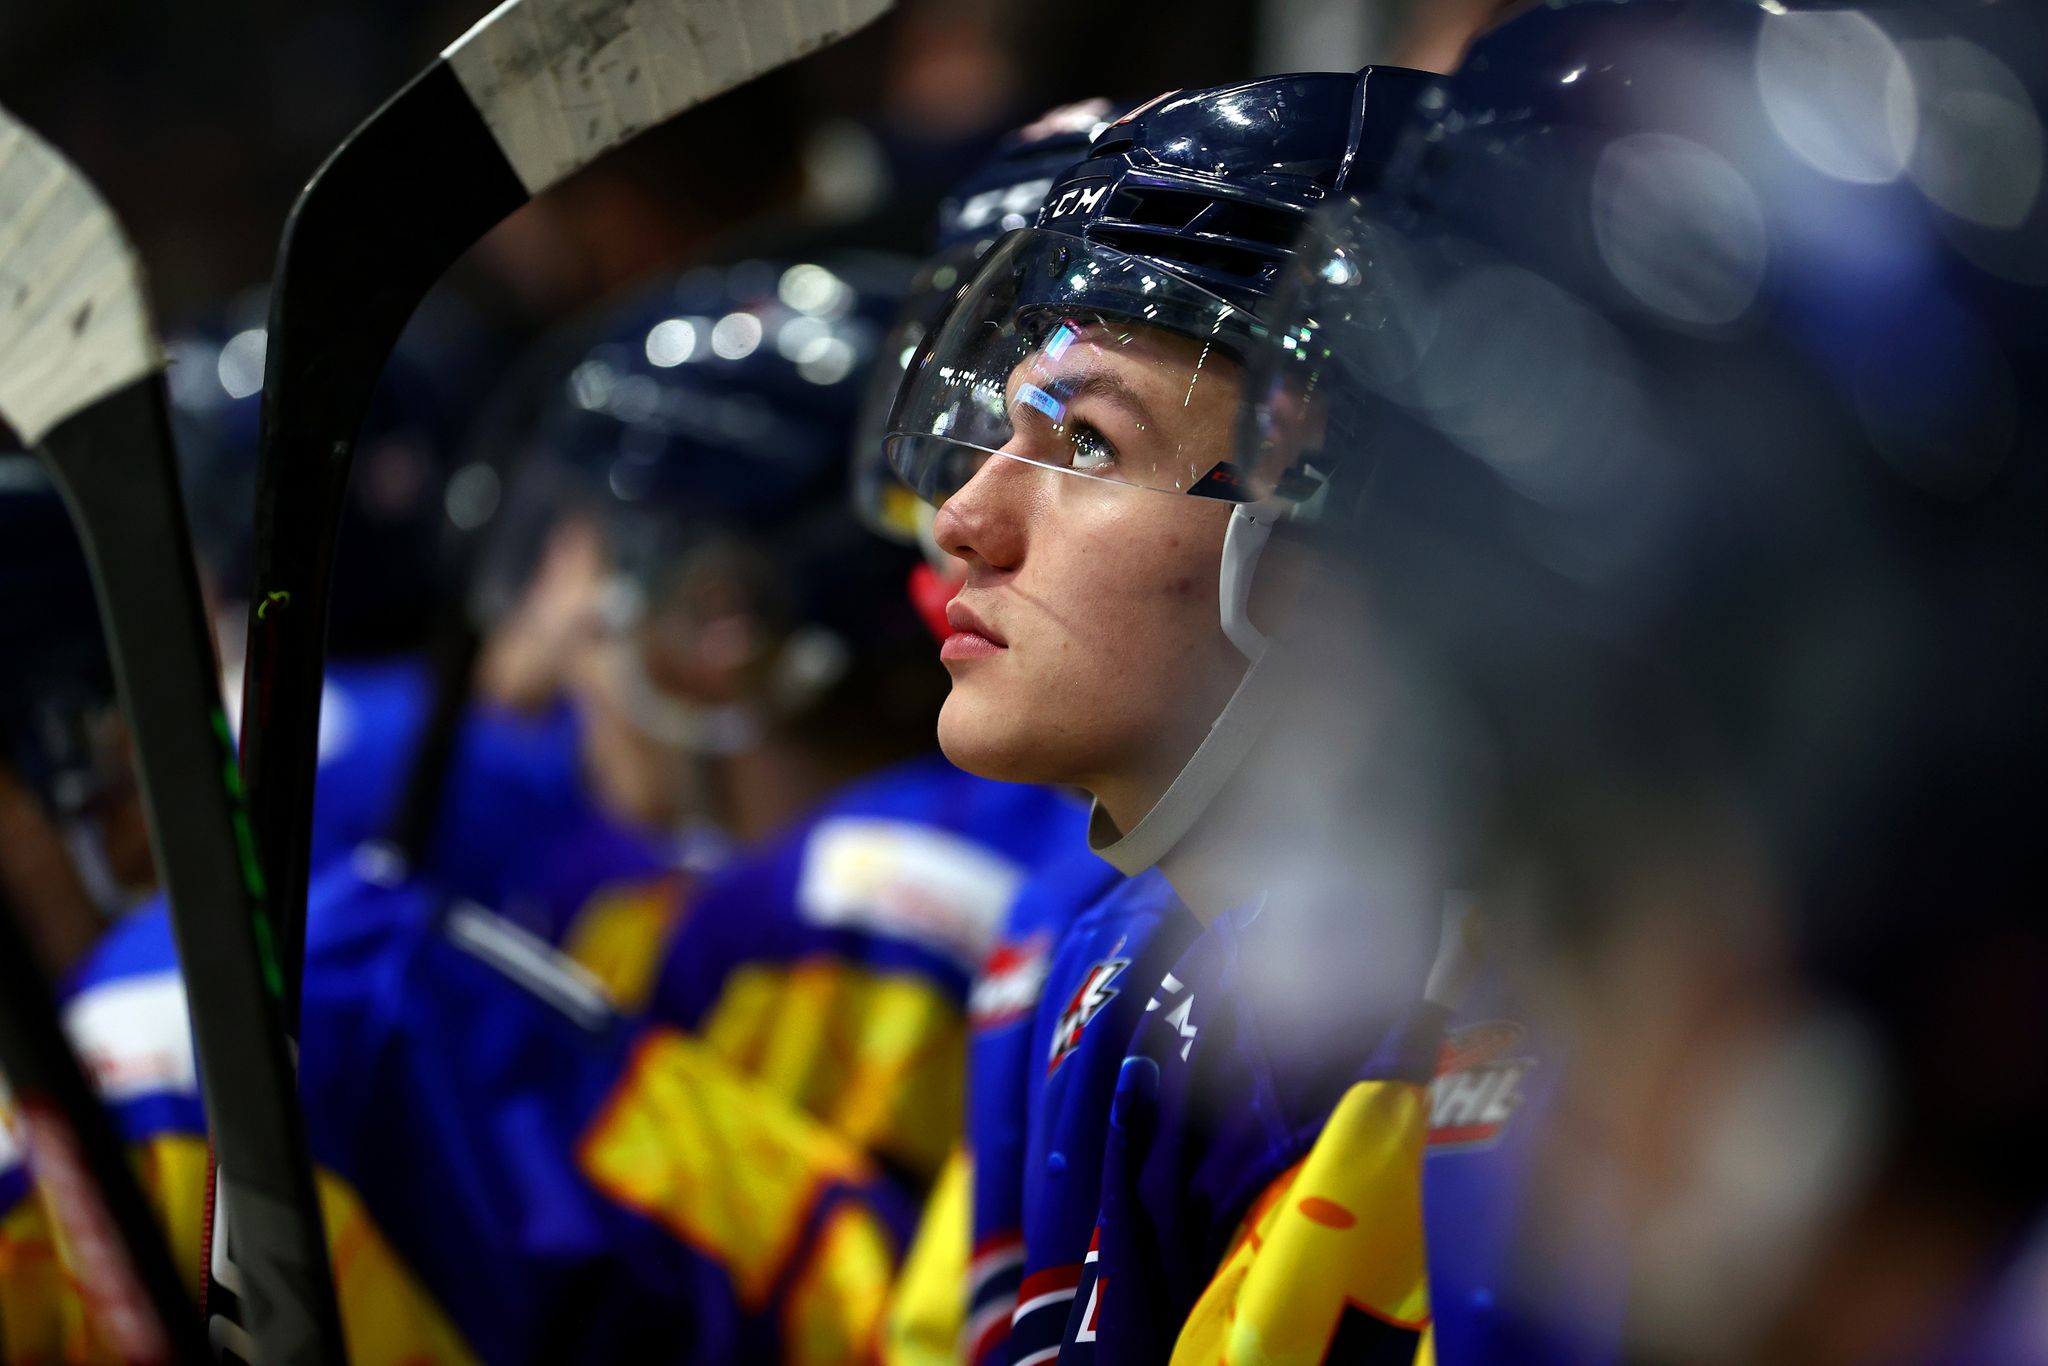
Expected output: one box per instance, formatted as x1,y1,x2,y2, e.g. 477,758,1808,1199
0,882,209,1365
37,378,346,1366
241,63,525,1027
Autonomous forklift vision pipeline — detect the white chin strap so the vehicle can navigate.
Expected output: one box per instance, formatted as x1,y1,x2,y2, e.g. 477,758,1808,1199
1089,496,1292,875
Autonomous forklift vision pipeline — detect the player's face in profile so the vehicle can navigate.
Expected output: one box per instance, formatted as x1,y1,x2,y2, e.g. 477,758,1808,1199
928,321,1249,826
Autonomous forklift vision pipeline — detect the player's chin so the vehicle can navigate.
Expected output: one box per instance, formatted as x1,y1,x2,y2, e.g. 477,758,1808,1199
936,690,1051,786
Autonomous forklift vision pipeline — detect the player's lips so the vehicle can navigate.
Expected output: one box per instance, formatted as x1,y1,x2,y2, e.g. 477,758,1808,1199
941,601,1007,661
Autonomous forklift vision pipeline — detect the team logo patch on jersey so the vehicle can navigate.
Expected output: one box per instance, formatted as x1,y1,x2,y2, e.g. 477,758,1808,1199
1429,1019,1536,1150
970,933,1053,1031
1047,955,1129,1076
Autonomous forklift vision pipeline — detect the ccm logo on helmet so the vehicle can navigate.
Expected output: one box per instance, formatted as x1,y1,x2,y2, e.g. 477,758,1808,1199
1044,183,1110,222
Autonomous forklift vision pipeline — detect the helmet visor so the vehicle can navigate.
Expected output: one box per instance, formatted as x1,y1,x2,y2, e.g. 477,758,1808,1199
851,238,987,547
883,228,1271,507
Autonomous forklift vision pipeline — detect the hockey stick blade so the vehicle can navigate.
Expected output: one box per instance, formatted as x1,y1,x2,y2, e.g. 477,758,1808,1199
241,0,894,1023
0,108,347,1366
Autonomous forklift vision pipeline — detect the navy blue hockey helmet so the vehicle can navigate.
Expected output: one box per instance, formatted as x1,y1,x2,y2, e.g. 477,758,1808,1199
851,98,1124,549
475,255,927,741
1245,0,2048,1250
882,67,1436,519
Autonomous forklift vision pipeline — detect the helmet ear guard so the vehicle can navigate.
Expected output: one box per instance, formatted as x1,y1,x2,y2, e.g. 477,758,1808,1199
1219,497,1282,662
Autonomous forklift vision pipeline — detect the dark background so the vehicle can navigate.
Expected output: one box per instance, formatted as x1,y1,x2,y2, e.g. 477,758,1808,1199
0,0,1357,338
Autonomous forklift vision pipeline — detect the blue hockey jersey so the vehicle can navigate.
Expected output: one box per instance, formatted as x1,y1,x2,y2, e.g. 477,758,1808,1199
646,754,1090,1031
974,867,1201,1366
1047,899,1618,1366
959,848,1126,1363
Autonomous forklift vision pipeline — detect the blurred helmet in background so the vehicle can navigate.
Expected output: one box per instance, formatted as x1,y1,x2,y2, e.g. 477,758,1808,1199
470,254,937,823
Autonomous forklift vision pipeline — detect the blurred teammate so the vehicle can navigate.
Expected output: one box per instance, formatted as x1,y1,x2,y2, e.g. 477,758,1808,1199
470,255,939,931
569,114,1174,1201
170,296,690,934
1247,1,2048,1362
0,457,147,975
160,296,585,894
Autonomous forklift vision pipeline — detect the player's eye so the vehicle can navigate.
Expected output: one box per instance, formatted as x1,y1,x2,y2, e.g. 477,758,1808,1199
1007,382,1121,476
1068,422,1117,473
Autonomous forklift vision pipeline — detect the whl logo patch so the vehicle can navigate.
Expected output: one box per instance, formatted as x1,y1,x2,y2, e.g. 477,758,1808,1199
1429,1020,1536,1150
1047,956,1129,1075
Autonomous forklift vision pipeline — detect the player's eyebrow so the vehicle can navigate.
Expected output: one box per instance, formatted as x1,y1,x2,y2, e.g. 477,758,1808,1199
1007,362,1161,435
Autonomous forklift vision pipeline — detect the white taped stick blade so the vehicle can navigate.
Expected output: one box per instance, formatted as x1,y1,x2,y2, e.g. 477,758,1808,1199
0,110,159,446
443,0,893,195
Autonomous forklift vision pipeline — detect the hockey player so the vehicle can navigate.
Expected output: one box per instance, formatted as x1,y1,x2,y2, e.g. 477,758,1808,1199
894,1,2048,1361
877,66,1465,1364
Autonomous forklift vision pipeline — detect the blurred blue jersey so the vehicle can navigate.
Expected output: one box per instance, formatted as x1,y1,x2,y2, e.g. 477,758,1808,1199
647,754,1090,1025
50,863,917,1364
572,753,1092,1186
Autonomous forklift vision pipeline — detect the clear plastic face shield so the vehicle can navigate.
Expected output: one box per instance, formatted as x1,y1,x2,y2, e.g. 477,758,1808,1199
850,237,988,562
884,229,1281,511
